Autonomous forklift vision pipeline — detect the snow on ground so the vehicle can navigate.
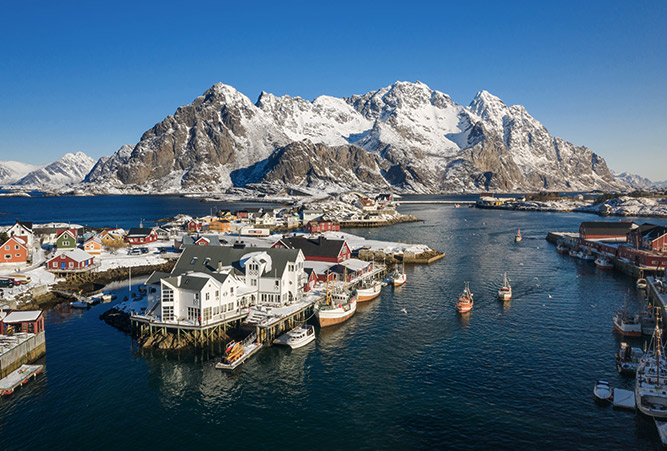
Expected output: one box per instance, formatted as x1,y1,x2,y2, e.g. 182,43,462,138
322,231,431,255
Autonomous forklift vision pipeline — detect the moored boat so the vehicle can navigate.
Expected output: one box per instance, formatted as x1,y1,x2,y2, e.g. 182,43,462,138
515,229,522,243
216,336,263,371
577,250,595,261
594,380,612,403
273,324,316,349
316,289,357,328
616,342,645,375
356,279,382,302
595,256,614,269
497,273,512,301
635,316,667,417
556,242,568,254
391,265,407,287
456,282,474,313
637,278,648,290
613,310,642,337
569,248,579,257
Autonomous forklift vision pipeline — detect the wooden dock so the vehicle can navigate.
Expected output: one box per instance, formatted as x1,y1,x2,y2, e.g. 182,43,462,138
0,364,43,395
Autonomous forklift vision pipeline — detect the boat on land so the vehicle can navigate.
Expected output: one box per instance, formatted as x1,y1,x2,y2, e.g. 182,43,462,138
497,273,512,301
556,242,568,254
515,229,522,243
635,315,667,417
637,278,648,290
595,256,614,269
216,335,263,371
356,279,382,302
456,282,474,313
594,380,613,403
616,342,645,375
273,324,316,349
316,283,357,328
390,265,407,287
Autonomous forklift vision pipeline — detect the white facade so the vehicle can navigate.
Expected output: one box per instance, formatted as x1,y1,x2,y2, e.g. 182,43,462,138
7,222,34,250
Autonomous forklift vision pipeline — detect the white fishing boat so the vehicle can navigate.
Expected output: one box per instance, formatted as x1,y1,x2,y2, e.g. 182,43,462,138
594,256,613,269
613,310,642,337
515,229,522,243
497,273,512,301
70,300,91,309
635,316,667,417
356,279,382,302
616,342,645,375
273,324,316,349
577,250,595,261
594,380,612,403
390,265,407,287
315,288,357,328
637,278,648,290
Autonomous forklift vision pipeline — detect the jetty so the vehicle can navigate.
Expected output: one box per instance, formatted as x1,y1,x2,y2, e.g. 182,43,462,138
0,364,43,395
215,333,263,371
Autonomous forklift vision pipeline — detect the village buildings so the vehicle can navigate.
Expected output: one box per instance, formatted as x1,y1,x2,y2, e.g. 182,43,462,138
46,249,97,274
125,228,158,245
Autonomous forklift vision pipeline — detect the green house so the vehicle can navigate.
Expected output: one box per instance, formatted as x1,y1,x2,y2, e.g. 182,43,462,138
56,229,77,250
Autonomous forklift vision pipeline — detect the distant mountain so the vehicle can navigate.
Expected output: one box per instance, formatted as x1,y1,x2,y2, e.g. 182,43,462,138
15,152,96,188
612,171,655,190
654,180,667,188
0,161,43,185
81,81,625,193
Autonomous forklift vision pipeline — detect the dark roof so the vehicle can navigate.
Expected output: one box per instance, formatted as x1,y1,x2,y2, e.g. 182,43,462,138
580,221,636,236
279,236,346,259
145,271,171,285
127,228,154,237
172,245,302,279
163,275,209,292
644,226,667,240
182,235,222,246
17,220,33,230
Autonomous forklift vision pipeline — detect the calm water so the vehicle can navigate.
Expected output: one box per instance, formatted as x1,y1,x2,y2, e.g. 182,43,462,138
1,197,667,449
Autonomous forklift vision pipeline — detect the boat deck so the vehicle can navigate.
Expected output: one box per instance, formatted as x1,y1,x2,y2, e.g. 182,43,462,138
0,364,43,395
215,342,263,371
612,388,636,410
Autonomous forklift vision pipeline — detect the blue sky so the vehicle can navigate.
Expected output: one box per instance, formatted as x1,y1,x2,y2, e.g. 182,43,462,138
1,1,665,180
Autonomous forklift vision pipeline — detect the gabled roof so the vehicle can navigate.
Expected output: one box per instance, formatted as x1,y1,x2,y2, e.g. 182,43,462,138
172,246,302,279
2,310,42,323
127,228,154,237
183,235,222,246
580,221,636,236
278,236,346,259
85,236,102,245
146,271,172,285
51,248,94,263
4,236,27,248
644,226,667,240
162,271,232,292
56,229,76,239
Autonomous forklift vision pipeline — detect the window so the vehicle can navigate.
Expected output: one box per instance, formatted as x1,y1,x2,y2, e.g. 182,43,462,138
203,307,212,322
4,245,9,250
15,253,20,257
187,307,200,322
162,287,174,303
163,306,174,321
251,279,257,286
205,292,210,301
68,262,73,268
190,257,198,264
5,254,11,259
228,302,234,311
15,245,19,250
62,241,70,246
275,280,280,288
289,264,294,272
230,287,233,294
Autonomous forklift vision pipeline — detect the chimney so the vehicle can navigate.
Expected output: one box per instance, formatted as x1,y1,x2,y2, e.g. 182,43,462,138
217,261,223,272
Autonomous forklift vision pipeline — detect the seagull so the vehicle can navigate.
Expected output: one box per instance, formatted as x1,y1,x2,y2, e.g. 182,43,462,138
534,277,539,280
548,294,553,299
401,308,408,314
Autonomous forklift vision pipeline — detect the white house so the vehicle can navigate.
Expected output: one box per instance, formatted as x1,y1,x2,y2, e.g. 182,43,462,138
142,245,306,326
7,220,34,250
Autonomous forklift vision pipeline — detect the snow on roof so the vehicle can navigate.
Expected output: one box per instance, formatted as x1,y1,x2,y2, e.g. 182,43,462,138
303,260,336,274
2,310,42,323
53,248,94,262
338,258,372,271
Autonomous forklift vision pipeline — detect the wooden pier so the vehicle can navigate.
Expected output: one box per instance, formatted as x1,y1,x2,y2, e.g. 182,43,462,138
0,364,43,396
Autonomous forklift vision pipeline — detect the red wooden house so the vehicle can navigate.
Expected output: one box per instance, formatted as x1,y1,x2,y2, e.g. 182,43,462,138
47,249,96,272
273,236,350,263
186,219,204,232
303,268,318,292
125,228,158,245
305,220,340,233
579,221,636,241
0,310,44,334
0,236,28,265
627,224,667,253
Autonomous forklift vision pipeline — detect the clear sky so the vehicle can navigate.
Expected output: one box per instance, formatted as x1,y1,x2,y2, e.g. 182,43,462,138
1,1,665,180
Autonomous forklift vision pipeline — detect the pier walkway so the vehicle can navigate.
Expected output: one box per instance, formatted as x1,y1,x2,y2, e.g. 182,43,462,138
0,364,43,395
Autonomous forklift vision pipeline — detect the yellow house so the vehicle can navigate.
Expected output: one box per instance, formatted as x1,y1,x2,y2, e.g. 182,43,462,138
84,236,103,255
208,220,231,233
99,228,127,247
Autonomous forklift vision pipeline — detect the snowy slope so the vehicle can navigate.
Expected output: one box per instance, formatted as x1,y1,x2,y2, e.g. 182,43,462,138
0,161,43,185
15,152,96,188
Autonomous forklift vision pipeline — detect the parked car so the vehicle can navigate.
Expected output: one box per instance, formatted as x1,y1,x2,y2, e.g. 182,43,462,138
0,278,15,288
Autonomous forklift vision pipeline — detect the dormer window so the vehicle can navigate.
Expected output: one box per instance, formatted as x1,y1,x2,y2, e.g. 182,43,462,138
191,257,198,264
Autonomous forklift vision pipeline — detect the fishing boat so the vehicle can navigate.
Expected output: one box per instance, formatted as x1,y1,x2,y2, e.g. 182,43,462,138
577,250,595,261
497,273,512,301
70,300,90,309
515,229,522,243
613,310,642,337
568,248,579,257
315,284,358,328
635,315,667,417
456,282,474,313
356,279,382,302
273,324,316,349
556,242,568,254
390,265,407,287
594,256,614,269
616,342,645,375
594,380,613,403
637,278,648,290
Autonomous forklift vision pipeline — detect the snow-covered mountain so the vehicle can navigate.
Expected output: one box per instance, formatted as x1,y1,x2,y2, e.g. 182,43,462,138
612,171,655,190
0,161,43,185
15,152,96,188
81,81,625,193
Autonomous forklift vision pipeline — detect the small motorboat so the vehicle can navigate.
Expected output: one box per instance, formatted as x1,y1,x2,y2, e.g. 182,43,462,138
515,229,522,243
70,300,90,309
456,282,474,313
637,278,648,290
568,248,578,257
577,250,595,261
594,380,612,403
594,256,613,269
391,266,407,287
616,342,644,375
556,242,568,254
273,324,316,349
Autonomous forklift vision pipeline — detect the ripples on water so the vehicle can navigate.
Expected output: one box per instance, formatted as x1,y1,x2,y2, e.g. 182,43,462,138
1,200,667,449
